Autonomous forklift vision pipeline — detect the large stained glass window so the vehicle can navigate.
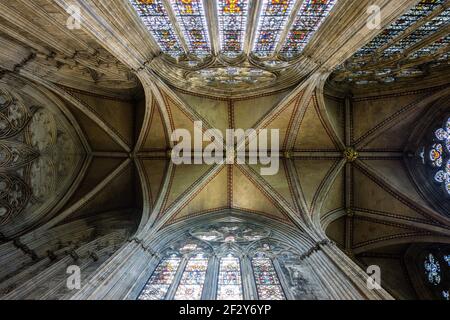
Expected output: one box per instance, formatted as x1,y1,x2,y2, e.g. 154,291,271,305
382,8,450,58
280,0,337,58
174,254,209,300
252,0,295,57
421,249,450,300
137,223,301,300
170,0,211,56
425,117,450,195
130,0,184,57
252,254,285,300
354,0,446,58
138,256,181,300
217,0,249,58
217,255,244,300
410,34,450,59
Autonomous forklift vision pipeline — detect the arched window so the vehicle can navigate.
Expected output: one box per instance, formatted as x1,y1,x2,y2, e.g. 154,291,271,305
252,253,285,300
137,222,320,300
422,249,450,300
421,116,450,196
174,253,209,300
139,255,181,300
216,254,243,300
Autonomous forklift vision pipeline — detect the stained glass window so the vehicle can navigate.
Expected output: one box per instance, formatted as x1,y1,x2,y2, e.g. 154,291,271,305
424,253,442,285
281,0,337,58
421,249,450,300
217,255,244,300
174,254,209,300
354,0,446,57
443,290,450,300
138,256,181,300
130,0,184,57
252,0,295,57
425,117,450,195
252,255,285,300
382,8,450,58
137,223,305,300
445,255,450,267
410,35,450,59
170,0,211,56
217,0,249,58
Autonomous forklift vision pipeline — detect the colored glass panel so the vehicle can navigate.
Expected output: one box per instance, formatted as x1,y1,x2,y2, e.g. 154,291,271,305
281,0,337,58
354,0,446,57
170,0,211,56
252,256,285,300
410,35,450,59
138,257,181,300
174,254,209,300
217,255,243,300
130,0,184,57
430,143,444,167
426,117,450,195
444,255,450,266
443,290,450,300
217,0,249,57
252,0,296,57
382,8,450,58
424,253,442,285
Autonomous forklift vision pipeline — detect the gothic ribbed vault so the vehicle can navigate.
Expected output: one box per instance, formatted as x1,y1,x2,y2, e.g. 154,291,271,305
0,0,449,300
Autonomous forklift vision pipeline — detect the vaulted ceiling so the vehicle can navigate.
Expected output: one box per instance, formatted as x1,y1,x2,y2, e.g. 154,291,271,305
0,0,449,300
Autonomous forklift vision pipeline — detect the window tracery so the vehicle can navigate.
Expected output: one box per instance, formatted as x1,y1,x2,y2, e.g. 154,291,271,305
281,0,337,58
217,0,248,58
354,0,446,58
424,116,450,195
421,249,450,300
170,0,211,57
252,253,285,300
174,253,209,300
252,0,296,57
137,222,317,300
216,254,243,300
424,253,441,285
331,0,449,87
0,87,81,229
138,256,182,300
130,0,184,57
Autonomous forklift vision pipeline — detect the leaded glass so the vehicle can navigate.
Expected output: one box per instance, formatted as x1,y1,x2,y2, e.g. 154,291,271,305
382,8,450,58
354,0,446,57
252,0,295,57
425,117,450,195
138,257,181,300
436,128,449,140
445,255,450,266
410,35,450,59
130,0,184,57
281,0,337,58
443,290,450,300
252,255,285,300
430,143,443,167
217,255,244,300
174,254,209,300
424,253,442,285
217,0,249,58
170,0,211,56
434,170,448,183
